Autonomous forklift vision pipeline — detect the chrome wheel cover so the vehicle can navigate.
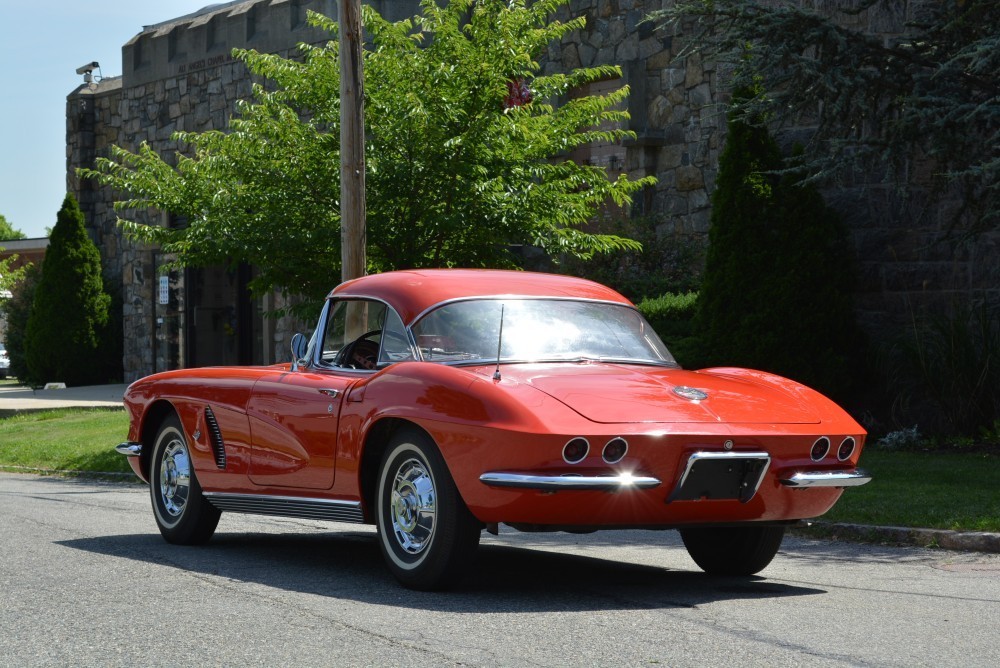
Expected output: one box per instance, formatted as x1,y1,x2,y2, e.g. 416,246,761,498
158,437,191,518
389,457,436,556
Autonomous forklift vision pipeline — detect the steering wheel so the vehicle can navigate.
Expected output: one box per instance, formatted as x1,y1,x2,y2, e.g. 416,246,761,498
336,330,382,369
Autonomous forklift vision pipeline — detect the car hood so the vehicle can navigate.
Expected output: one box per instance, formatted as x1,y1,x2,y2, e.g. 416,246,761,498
502,364,820,424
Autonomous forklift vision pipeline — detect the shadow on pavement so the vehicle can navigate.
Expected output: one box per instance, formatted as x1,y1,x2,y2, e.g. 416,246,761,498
57,528,826,612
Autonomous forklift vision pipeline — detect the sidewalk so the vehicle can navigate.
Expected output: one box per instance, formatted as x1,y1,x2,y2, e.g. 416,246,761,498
0,382,127,417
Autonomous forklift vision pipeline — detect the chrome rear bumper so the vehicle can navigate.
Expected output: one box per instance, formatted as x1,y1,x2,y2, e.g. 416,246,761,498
479,472,661,490
480,468,871,491
780,469,872,488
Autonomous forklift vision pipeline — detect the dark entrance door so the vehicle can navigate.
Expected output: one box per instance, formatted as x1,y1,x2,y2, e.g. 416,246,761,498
185,264,261,368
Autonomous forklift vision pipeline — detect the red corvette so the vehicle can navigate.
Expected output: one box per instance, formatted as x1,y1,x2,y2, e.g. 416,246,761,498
118,269,870,589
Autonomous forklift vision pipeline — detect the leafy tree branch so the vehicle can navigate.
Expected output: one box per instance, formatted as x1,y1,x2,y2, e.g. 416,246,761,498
82,0,655,312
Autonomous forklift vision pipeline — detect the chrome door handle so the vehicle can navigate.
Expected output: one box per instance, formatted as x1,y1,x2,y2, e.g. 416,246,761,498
318,388,340,397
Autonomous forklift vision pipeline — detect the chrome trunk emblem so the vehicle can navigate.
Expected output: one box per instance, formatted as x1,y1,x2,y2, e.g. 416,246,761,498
673,386,708,402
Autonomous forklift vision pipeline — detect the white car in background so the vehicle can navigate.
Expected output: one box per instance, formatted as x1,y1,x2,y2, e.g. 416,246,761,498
0,343,9,379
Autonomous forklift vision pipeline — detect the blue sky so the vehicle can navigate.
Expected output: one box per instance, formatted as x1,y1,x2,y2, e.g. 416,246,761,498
0,1,217,239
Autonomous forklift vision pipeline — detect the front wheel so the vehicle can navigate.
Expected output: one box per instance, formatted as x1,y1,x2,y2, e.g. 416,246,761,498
680,525,785,576
149,414,220,545
375,428,481,590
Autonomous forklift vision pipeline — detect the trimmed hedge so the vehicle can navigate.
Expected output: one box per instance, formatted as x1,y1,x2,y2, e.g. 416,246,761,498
637,291,699,367
637,291,698,340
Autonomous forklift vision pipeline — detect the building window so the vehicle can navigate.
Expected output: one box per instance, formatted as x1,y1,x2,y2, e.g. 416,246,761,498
168,28,185,61
291,0,306,30
133,37,149,72
247,5,258,40
207,16,225,51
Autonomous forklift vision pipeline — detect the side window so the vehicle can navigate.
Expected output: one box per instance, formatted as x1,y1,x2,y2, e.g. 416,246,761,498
320,299,414,370
379,307,416,365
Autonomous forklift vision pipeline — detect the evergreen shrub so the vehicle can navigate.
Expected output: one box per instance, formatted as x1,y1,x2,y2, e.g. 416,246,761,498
24,195,116,386
694,89,861,398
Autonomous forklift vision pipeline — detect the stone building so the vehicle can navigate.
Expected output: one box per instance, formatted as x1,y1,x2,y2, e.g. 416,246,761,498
67,0,998,383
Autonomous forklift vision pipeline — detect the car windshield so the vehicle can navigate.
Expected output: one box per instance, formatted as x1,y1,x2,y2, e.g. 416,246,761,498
411,299,678,367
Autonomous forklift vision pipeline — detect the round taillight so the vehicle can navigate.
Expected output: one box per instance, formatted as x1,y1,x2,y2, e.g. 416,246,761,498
602,437,628,464
563,438,590,464
810,437,831,462
838,437,857,461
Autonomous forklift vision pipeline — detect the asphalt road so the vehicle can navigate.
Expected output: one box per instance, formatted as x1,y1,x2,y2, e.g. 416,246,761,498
2,473,998,667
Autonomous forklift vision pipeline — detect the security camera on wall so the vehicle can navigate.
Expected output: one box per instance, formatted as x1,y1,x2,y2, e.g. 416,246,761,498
76,61,100,75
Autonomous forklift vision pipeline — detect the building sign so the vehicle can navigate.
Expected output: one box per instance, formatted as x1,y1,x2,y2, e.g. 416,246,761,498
159,275,169,305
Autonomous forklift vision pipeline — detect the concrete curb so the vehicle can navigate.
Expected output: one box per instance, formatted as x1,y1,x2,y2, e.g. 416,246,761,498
793,520,1000,554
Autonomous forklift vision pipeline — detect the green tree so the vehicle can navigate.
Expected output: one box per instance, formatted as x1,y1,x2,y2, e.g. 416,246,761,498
0,213,27,240
0,254,25,294
0,263,40,380
648,0,999,235
23,195,114,386
694,90,859,397
83,0,654,311
0,214,27,293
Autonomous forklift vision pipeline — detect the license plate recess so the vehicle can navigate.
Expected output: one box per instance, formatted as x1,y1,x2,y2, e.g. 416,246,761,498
667,451,771,504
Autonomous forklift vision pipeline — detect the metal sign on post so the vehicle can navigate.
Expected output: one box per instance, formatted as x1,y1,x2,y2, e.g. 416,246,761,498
340,0,366,283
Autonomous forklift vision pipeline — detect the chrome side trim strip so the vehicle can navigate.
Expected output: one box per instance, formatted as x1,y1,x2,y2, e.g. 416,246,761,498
202,492,365,523
780,469,872,488
116,442,142,457
479,472,661,490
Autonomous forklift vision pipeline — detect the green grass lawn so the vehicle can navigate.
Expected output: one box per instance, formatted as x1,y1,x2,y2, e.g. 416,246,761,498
0,408,132,476
1,409,998,532
818,449,1000,532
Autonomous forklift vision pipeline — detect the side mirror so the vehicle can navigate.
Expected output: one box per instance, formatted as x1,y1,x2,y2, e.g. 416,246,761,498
290,332,309,371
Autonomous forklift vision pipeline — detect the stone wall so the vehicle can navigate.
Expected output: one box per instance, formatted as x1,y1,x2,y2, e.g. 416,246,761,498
788,0,1000,334
545,0,724,239
67,0,998,382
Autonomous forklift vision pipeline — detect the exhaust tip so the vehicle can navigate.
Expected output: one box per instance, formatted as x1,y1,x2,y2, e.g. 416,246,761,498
602,437,628,464
563,437,590,464
810,437,831,462
838,436,857,461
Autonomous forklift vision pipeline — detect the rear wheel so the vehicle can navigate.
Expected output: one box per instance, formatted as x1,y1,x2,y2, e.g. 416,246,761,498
680,525,785,576
375,428,481,590
149,414,220,544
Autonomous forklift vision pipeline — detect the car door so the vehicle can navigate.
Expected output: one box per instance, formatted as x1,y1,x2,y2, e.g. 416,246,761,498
246,370,353,490
245,298,412,490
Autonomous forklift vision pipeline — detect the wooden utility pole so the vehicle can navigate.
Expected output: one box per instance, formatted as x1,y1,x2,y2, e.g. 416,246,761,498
340,0,366,282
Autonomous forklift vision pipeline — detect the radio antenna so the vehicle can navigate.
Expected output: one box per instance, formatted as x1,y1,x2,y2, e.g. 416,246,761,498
493,304,505,382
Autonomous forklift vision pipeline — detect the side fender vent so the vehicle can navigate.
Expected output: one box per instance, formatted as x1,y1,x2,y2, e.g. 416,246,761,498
204,406,226,469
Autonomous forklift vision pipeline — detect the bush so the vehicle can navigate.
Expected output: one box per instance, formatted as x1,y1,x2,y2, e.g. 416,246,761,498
0,263,40,381
694,89,861,398
637,292,698,341
886,301,1000,436
637,291,700,368
23,195,116,386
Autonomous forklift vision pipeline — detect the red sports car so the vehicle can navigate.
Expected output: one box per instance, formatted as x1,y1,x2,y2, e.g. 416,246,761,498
118,269,870,590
